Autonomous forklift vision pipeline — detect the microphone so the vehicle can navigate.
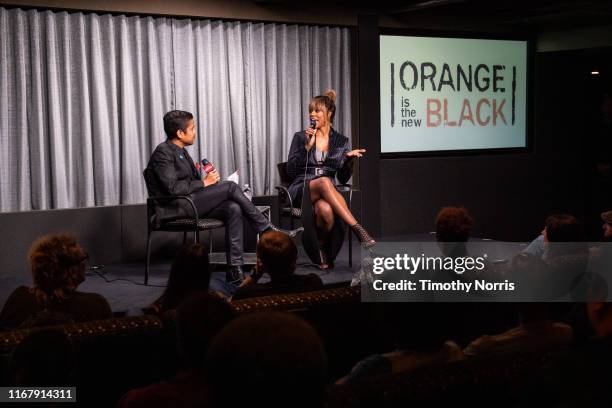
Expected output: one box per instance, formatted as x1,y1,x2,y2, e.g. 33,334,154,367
308,118,316,140
302,119,317,197
201,159,215,174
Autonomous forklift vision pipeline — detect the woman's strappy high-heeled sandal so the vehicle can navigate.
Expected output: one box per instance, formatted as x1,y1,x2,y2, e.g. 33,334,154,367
351,223,376,249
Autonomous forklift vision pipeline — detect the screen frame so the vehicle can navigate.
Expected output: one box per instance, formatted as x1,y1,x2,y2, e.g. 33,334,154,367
378,27,535,159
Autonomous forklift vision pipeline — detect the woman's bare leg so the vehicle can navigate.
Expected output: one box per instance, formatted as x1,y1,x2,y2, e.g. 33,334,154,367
313,198,334,268
309,177,375,248
309,177,357,226
313,199,334,243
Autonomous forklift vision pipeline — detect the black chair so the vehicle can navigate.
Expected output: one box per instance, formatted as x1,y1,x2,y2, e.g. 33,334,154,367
143,169,224,285
274,162,353,267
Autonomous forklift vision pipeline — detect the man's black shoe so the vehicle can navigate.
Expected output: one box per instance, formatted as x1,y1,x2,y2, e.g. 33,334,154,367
226,265,245,284
268,225,304,238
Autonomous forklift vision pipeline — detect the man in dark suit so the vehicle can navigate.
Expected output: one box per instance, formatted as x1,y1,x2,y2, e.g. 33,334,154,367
145,110,300,283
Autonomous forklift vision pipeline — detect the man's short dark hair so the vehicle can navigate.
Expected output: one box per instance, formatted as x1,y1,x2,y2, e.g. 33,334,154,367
257,231,298,278
163,110,193,139
545,213,584,242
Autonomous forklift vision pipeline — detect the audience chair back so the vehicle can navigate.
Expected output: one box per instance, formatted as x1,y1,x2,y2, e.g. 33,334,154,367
0,316,176,406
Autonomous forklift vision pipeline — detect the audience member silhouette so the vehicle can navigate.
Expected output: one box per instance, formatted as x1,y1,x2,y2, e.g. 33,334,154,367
206,311,327,408
464,303,573,357
575,212,612,340
516,213,589,301
8,328,76,387
232,231,323,300
523,213,587,259
146,243,212,317
0,234,112,330
337,303,464,384
435,206,474,257
119,293,235,408
430,206,501,296
587,211,612,292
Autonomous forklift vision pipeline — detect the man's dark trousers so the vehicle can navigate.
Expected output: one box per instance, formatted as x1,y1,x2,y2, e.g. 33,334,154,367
191,181,270,266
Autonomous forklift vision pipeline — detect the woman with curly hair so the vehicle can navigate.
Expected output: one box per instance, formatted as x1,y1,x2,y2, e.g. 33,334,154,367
0,234,112,330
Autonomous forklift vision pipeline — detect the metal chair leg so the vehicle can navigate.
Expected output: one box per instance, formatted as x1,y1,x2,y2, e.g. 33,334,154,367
209,230,213,254
145,232,152,285
278,207,283,229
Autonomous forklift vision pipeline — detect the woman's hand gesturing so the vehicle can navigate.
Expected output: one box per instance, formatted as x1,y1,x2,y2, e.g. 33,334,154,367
346,148,366,159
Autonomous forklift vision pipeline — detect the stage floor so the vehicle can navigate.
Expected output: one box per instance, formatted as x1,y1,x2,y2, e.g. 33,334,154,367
2,233,483,316
0,244,359,316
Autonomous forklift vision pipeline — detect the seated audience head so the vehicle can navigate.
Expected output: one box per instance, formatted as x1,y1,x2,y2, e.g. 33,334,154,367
9,329,75,386
435,206,473,242
435,206,473,256
543,213,586,257
163,110,194,140
602,210,612,241
206,311,327,408
158,243,211,312
256,230,298,281
29,234,88,304
175,293,235,370
543,213,584,243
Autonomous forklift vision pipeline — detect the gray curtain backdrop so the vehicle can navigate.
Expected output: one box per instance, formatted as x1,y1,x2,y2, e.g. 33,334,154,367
0,7,352,212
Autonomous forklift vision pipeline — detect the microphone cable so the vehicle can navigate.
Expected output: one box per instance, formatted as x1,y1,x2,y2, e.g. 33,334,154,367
86,265,166,287
301,119,317,213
